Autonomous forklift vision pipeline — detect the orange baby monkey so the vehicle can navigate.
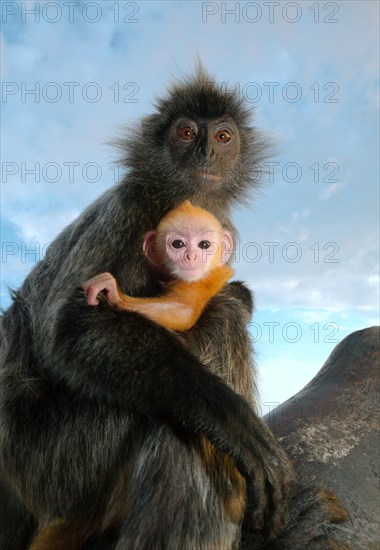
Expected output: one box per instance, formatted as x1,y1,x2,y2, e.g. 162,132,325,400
83,201,234,331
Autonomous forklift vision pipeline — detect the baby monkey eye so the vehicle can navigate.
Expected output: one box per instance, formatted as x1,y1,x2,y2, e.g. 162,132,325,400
179,125,197,141
172,239,186,249
198,240,211,249
215,129,231,144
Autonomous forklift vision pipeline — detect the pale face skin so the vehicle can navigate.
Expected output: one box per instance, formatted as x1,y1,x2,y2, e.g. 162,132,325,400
162,226,219,282
144,212,233,282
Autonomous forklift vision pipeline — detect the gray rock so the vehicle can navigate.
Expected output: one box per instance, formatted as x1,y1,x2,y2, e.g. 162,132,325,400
265,326,380,549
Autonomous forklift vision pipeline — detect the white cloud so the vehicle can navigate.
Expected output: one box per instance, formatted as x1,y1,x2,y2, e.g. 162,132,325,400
292,308,342,324
368,274,380,286
10,209,80,243
319,181,344,201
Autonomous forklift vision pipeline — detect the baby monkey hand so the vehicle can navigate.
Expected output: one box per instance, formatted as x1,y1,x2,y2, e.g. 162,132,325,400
83,272,121,306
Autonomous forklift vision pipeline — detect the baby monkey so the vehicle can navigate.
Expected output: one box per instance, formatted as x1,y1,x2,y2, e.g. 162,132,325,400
84,201,234,331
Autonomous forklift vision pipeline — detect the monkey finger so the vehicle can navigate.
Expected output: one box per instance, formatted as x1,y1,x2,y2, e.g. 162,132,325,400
84,286,101,306
83,272,115,289
260,451,293,537
263,477,287,539
245,464,267,531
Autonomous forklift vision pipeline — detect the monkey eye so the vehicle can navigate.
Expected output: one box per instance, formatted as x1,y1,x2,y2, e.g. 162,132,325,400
171,239,186,249
198,240,211,249
215,129,231,144
178,125,197,141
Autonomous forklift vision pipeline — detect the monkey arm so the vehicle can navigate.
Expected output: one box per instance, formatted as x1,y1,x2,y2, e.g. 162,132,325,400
115,265,235,331
39,289,291,534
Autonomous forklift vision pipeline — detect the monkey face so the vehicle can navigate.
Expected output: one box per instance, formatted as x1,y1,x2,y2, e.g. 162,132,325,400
167,116,240,188
124,70,265,206
164,229,218,281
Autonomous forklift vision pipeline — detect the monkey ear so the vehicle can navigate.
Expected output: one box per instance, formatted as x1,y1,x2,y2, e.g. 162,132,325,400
222,230,233,263
143,230,161,267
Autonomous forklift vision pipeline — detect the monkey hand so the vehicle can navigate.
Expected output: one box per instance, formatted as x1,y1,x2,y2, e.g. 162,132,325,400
236,413,293,538
83,272,122,307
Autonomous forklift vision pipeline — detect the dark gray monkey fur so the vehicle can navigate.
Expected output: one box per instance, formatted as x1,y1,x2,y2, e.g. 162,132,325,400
0,67,348,549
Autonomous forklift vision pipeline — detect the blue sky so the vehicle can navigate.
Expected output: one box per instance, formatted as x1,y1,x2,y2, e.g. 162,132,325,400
1,0,379,406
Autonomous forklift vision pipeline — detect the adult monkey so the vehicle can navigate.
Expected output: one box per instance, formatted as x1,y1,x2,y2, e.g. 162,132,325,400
0,68,347,550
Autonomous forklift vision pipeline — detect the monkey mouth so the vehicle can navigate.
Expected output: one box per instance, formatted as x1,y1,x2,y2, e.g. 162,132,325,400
198,171,222,184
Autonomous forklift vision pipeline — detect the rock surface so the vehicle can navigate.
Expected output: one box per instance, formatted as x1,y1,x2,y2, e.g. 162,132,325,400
265,326,380,549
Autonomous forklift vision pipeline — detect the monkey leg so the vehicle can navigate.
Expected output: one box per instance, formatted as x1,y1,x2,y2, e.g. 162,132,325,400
28,519,89,550
29,519,124,550
0,473,36,550
113,425,244,550
198,435,247,525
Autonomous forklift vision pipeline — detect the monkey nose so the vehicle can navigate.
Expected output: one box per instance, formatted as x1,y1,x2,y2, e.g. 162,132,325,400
186,253,197,261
